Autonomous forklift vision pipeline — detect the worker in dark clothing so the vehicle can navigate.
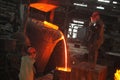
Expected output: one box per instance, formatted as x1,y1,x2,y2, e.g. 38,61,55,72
85,11,104,68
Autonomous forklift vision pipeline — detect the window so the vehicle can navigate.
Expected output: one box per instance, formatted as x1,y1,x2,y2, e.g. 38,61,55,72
98,0,110,3
67,20,84,39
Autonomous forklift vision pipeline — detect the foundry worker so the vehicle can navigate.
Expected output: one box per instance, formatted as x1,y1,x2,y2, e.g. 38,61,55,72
19,47,36,80
85,11,104,68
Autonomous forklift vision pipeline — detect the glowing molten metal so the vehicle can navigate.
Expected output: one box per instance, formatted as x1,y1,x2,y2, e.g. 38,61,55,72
56,32,70,72
43,21,59,30
30,3,57,12
114,69,120,80
62,34,69,71
56,67,71,72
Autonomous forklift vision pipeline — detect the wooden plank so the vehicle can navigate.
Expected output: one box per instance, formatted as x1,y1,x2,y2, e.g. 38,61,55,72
70,62,107,80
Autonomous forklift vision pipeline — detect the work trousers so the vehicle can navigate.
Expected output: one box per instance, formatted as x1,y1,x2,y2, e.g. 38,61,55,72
88,44,99,68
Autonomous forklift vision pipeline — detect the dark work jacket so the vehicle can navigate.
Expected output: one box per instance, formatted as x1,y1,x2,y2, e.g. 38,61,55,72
85,20,104,49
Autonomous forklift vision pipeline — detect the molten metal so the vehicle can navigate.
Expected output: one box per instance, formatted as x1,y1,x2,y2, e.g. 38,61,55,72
114,69,120,80
55,32,70,72
56,67,71,72
59,33,69,71
62,35,68,70
30,3,58,12
43,21,59,30
54,67,71,80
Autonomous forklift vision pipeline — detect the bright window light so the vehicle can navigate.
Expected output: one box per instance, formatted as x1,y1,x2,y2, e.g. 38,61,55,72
98,0,110,3
74,26,79,29
96,6,105,10
73,33,77,38
67,35,70,38
68,28,72,31
73,3,88,7
68,23,83,38
73,29,77,32
73,20,84,24
113,1,118,4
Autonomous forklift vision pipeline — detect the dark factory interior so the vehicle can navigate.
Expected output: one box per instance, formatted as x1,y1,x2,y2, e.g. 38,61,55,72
0,0,120,80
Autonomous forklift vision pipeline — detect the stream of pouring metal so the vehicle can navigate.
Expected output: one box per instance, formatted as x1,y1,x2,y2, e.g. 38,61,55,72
62,35,68,71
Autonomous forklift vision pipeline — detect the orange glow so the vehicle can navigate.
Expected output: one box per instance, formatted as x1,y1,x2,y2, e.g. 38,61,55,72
56,67,71,72
114,69,120,80
30,3,58,12
63,35,68,70
43,21,59,30
56,32,69,71
59,33,68,71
